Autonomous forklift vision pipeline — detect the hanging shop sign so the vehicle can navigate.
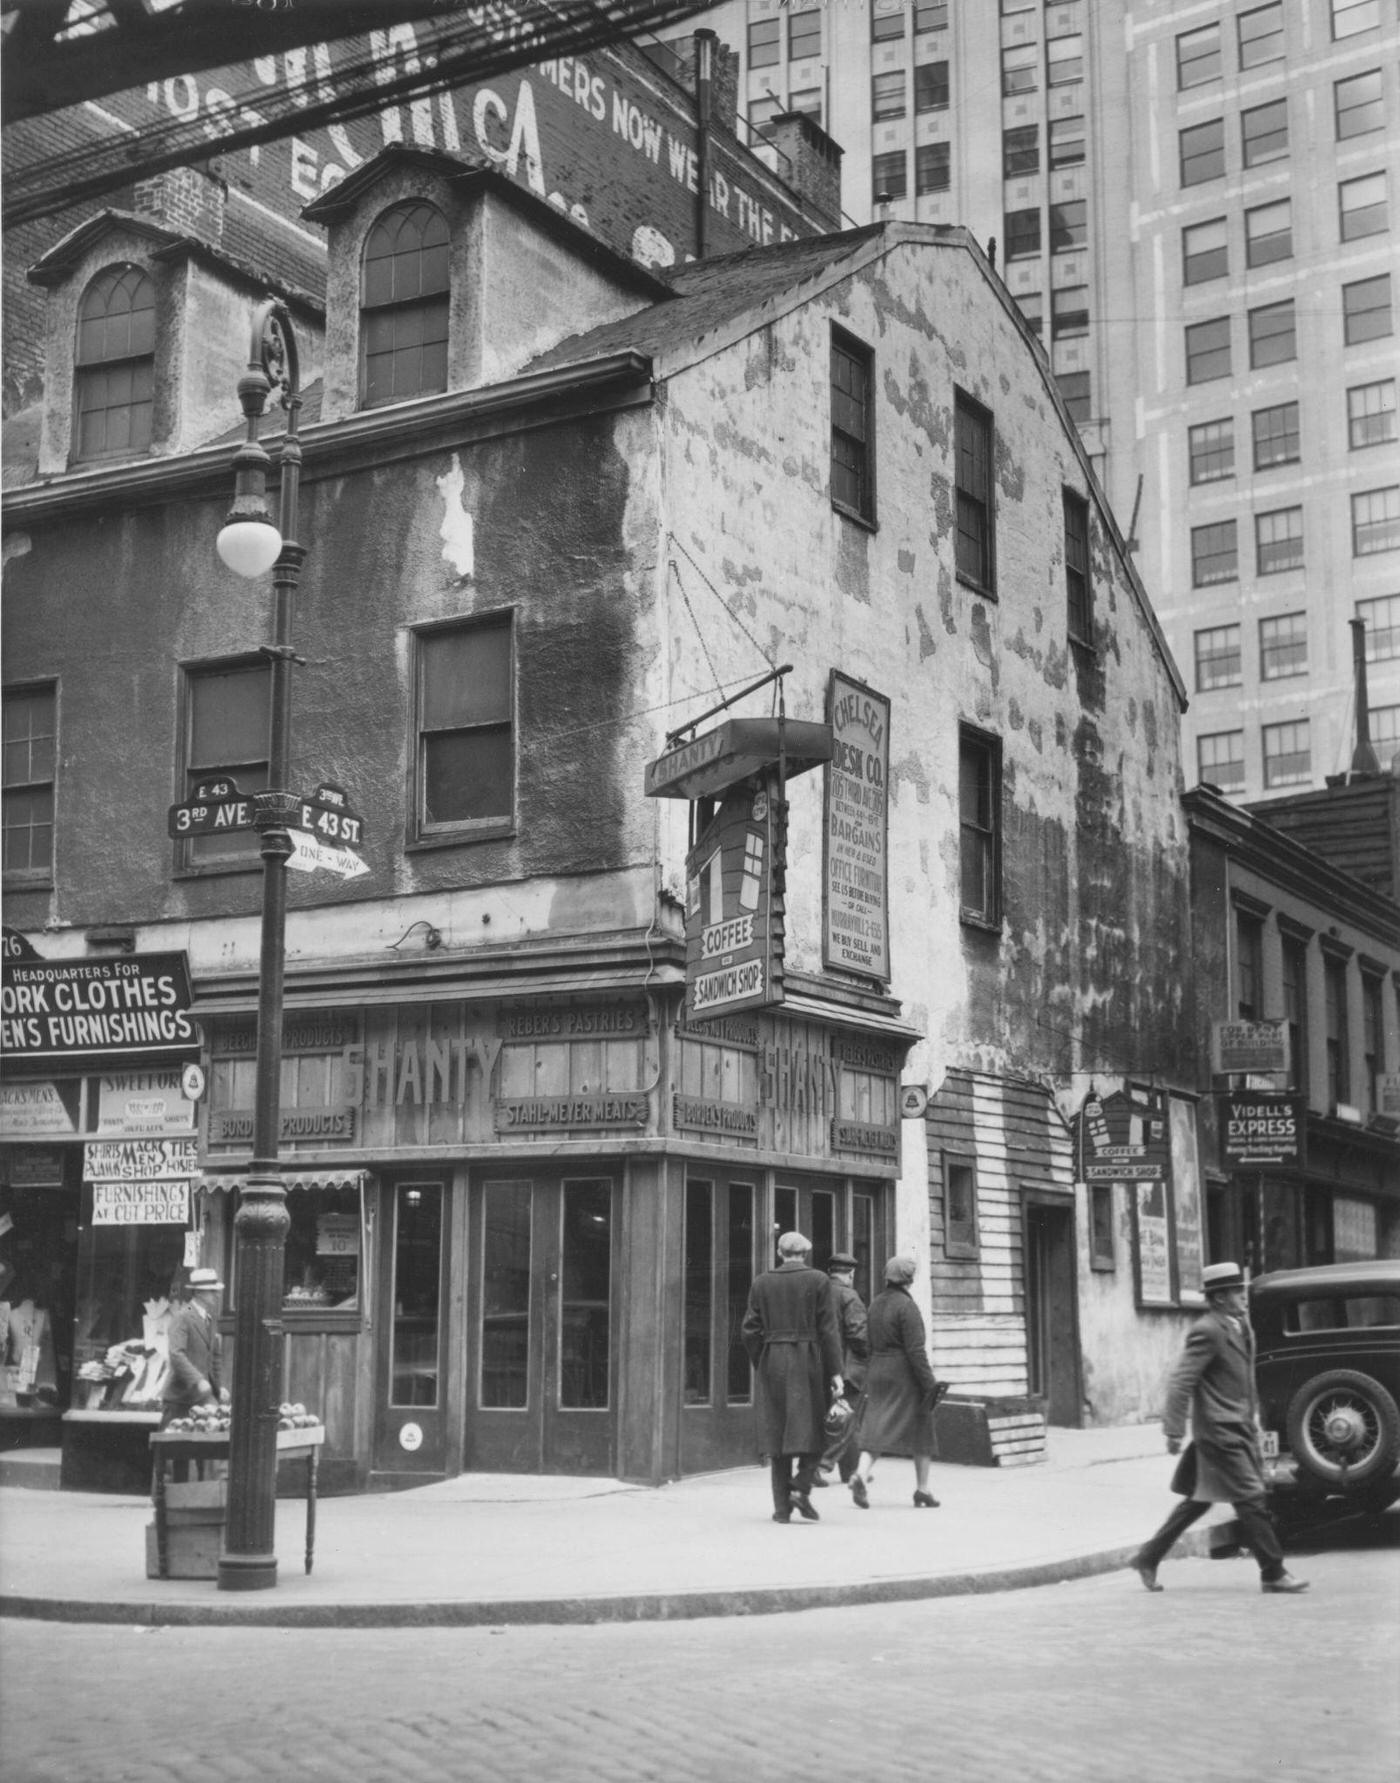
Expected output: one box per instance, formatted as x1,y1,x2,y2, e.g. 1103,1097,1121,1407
684,774,785,1018
644,718,832,801
92,1180,190,1225
1219,1091,1304,1168
1077,1088,1170,1182
2,951,197,1060
1211,1019,1290,1078
97,1070,197,1137
823,672,891,983
83,1138,200,1181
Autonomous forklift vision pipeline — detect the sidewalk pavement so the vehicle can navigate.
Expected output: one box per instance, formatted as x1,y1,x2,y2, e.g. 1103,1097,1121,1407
0,1422,1229,1628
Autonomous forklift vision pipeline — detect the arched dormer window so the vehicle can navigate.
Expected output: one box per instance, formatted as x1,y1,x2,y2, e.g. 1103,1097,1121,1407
74,264,155,461
360,200,450,408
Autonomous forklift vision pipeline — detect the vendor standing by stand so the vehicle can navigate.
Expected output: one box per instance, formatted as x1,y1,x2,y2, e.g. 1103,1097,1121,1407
161,1268,226,1426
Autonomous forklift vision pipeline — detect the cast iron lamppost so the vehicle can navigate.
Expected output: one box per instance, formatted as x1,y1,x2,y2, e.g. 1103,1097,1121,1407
214,297,303,1590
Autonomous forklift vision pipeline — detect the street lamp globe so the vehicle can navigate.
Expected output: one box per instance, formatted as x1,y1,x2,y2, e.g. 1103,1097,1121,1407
216,516,283,578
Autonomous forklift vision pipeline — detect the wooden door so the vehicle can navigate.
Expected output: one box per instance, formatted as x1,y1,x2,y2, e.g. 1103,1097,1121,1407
373,1178,449,1473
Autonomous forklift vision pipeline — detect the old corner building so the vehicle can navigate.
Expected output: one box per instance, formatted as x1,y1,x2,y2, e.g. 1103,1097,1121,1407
5,27,1394,1495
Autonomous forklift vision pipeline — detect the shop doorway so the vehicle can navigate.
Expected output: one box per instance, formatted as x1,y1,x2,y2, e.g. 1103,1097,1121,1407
774,1178,884,1305
1023,1194,1080,1426
467,1175,616,1474
373,1178,449,1474
680,1173,759,1473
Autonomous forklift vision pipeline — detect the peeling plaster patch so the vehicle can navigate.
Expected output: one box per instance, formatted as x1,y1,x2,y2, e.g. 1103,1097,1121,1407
2,531,32,567
883,354,939,450
999,372,1011,396
937,562,958,636
835,519,871,605
892,751,932,803
436,456,474,582
1008,698,1025,733
970,603,995,671
915,603,938,661
1027,717,1044,754
1143,700,1158,756
898,547,917,576
929,471,953,537
995,436,1025,503
721,557,765,588
714,419,773,467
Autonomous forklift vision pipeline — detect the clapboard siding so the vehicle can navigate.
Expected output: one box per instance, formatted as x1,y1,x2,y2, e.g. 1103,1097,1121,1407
925,1071,1075,1399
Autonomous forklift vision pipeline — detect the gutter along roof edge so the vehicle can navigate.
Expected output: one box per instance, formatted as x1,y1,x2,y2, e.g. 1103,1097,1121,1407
0,352,654,526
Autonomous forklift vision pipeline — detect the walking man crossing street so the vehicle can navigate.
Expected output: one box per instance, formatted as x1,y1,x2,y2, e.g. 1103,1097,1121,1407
1131,1261,1308,1595
813,1250,868,1488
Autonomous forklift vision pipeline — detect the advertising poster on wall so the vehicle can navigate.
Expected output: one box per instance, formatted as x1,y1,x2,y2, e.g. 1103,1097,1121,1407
823,672,891,983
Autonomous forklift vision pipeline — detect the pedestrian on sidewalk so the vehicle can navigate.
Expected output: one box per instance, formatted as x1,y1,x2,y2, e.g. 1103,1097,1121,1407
160,1267,228,1485
1131,1260,1308,1595
742,1231,844,1524
813,1251,868,1489
849,1255,946,1511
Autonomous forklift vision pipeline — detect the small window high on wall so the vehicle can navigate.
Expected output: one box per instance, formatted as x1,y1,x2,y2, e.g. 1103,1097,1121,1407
361,200,450,408
74,264,154,462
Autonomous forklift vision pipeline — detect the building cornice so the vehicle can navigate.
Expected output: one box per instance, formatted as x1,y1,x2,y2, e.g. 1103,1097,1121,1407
1,352,655,528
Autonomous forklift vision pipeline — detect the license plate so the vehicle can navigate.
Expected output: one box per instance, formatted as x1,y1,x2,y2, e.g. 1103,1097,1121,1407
1260,1430,1279,1459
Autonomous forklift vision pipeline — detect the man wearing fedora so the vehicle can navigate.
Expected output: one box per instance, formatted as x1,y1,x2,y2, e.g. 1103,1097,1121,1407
162,1267,227,1428
1131,1260,1308,1594
813,1250,868,1488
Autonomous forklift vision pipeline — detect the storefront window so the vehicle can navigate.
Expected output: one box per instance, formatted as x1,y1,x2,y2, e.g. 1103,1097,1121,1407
559,1179,611,1410
282,1181,362,1310
726,1183,755,1401
684,1178,713,1404
389,1181,442,1407
0,1180,77,1414
482,1180,530,1408
71,1187,185,1412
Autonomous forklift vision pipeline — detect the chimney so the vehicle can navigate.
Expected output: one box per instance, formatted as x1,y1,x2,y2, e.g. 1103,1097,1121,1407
765,111,844,231
1350,616,1382,778
132,165,227,247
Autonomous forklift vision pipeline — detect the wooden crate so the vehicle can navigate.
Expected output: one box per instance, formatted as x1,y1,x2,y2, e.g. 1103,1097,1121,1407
145,1520,223,1580
165,1479,226,1512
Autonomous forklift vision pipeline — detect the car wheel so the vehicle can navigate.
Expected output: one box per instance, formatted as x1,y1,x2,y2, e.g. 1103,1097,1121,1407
1285,1369,1400,1490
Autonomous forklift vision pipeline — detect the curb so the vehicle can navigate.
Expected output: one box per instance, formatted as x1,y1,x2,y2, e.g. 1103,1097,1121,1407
0,1532,1214,1628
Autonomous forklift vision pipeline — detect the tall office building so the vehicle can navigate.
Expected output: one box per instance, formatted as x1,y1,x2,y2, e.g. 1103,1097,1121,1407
682,0,1400,799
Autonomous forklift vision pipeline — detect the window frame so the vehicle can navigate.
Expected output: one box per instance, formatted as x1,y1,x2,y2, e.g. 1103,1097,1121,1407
1191,519,1239,587
1237,3,1284,69
177,657,271,876
1252,402,1300,471
72,262,156,465
1357,593,1400,660
1186,315,1231,385
1198,729,1245,792
1183,217,1229,285
1255,507,1304,577
1259,609,1308,679
1241,98,1289,169
1248,300,1296,369
915,141,951,196
1331,0,1380,42
1048,116,1085,169
958,724,1002,930
1189,418,1235,485
411,612,516,846
1180,118,1225,186
954,390,995,594
1001,43,1038,96
1343,275,1392,345
1047,34,1083,88
1348,380,1397,450
1004,207,1041,261
748,18,780,68
1352,487,1400,557
1176,22,1222,89
1262,718,1311,790
359,198,450,411
1064,489,1092,645
942,1152,981,1261
1051,286,1089,341
872,68,907,122
2,681,57,885
788,8,821,58
872,150,908,203
1335,69,1384,140
1049,199,1087,253
915,59,950,114
1194,624,1242,692
830,326,877,527
1245,198,1292,268
1339,172,1389,243
1003,124,1038,177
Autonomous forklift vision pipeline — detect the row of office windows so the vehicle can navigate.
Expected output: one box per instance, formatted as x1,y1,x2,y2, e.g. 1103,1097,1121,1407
748,2,951,67
1188,380,1395,488
1002,199,1086,261
1195,598,1400,696
1199,719,1312,793
1002,115,1086,179
1000,35,1084,97
72,199,451,463
1190,487,1400,586
872,59,948,120
1184,275,1393,386
1176,2,1285,84
1182,174,1390,287
1180,83,1391,192
872,142,950,202
1,612,514,881
1234,902,1391,1119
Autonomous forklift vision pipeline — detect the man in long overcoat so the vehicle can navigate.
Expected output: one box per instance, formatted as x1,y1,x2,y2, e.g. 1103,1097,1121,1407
742,1231,843,1522
815,1250,868,1486
1131,1261,1308,1593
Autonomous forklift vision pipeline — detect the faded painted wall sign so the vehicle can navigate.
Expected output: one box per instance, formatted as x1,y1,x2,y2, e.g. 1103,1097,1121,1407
824,672,890,983
1211,1019,1289,1077
0,1080,79,1139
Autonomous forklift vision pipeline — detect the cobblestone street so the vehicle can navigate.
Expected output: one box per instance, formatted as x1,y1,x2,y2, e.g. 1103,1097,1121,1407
3,1543,1395,1783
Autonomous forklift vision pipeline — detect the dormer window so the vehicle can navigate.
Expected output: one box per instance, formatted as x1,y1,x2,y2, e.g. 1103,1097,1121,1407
361,200,450,408
74,264,154,461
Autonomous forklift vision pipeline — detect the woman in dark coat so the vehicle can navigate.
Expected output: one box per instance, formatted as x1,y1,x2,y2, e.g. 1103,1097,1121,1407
849,1255,943,1509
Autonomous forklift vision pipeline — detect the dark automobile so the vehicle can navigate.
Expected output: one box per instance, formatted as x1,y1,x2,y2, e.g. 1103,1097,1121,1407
1251,1259,1400,1517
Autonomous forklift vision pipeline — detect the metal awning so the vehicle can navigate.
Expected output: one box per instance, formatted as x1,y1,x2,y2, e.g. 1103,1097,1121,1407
198,1168,367,1195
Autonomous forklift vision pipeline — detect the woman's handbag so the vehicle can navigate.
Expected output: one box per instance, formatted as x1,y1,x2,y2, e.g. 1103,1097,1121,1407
823,1395,854,1439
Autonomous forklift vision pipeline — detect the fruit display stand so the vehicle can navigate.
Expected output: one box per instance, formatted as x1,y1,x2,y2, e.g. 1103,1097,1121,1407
148,1422,325,1580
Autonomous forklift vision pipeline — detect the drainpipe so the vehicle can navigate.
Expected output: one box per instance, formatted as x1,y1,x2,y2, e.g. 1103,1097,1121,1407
1350,616,1381,777
693,28,716,260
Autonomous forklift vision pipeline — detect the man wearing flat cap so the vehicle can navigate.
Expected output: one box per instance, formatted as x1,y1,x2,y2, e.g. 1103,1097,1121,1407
814,1251,868,1488
1131,1261,1308,1594
742,1232,844,1523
